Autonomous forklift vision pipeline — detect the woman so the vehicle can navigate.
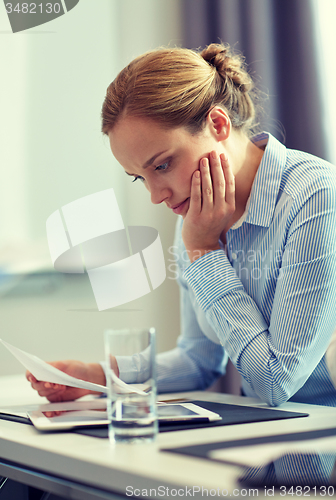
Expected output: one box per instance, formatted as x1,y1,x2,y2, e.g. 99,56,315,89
27,43,336,406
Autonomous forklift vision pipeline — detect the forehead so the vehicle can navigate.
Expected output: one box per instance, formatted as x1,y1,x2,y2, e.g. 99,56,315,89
108,116,187,172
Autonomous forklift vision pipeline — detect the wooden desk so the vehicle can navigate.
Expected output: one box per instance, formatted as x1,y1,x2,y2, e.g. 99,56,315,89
1,375,336,499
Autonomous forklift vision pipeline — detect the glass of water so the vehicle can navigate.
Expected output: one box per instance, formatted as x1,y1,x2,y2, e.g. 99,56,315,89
104,328,157,444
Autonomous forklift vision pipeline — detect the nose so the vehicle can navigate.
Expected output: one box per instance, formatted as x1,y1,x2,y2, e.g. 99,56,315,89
146,180,171,205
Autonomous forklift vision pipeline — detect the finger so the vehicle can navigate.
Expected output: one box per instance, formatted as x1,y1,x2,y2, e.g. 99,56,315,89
220,153,235,208
210,151,225,206
46,394,67,403
26,371,37,384
44,382,64,390
37,386,66,398
188,169,201,216
200,157,213,211
31,381,65,392
44,411,63,417
30,380,46,391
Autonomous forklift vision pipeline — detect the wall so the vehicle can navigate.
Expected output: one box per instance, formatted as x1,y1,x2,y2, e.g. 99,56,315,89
0,0,183,375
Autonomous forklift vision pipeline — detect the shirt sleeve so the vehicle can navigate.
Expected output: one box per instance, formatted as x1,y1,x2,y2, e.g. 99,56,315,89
183,185,336,406
155,279,228,393
113,277,228,393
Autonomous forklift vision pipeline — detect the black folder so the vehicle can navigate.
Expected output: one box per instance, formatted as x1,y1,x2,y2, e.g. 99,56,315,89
73,400,308,438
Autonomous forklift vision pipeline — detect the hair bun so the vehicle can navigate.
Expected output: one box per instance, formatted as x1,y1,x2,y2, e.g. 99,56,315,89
200,43,229,72
200,43,252,92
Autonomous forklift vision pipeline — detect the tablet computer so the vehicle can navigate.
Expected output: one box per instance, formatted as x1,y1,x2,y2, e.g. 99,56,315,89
27,401,221,431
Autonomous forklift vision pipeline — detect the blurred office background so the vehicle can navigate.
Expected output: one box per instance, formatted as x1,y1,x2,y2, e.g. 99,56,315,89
0,0,335,390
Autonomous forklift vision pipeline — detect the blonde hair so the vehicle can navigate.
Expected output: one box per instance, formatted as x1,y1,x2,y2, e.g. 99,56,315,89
101,43,258,136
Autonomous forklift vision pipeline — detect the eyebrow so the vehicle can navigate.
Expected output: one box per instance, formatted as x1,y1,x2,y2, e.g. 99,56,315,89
142,150,168,169
124,150,168,177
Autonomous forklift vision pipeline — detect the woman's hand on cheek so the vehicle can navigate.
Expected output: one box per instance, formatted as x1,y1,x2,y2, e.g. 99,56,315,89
181,151,235,263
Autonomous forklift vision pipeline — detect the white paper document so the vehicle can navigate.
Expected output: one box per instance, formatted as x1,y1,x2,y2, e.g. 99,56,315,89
0,339,107,393
0,339,148,396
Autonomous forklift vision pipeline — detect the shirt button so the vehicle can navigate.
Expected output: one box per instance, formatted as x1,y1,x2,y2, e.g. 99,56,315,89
231,252,237,260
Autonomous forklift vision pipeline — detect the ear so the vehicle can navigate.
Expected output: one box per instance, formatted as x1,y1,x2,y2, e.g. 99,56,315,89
206,106,231,141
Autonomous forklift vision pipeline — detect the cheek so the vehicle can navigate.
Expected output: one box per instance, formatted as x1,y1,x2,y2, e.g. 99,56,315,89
176,162,196,187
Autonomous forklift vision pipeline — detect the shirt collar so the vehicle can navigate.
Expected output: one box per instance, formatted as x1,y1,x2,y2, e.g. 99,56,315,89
240,132,286,228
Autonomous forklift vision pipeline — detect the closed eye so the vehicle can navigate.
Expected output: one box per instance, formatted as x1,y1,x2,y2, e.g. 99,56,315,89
129,159,171,183
132,175,145,183
155,161,169,171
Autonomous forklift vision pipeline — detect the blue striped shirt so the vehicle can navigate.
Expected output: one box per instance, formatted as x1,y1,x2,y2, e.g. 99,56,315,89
117,133,336,407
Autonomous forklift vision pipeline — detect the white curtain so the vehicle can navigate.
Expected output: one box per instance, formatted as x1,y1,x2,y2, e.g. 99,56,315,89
311,0,336,165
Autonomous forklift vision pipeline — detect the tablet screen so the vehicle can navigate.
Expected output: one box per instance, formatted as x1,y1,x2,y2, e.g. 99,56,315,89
28,402,221,430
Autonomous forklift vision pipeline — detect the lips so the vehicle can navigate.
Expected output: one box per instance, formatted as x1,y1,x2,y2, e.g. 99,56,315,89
171,198,189,215
171,200,185,210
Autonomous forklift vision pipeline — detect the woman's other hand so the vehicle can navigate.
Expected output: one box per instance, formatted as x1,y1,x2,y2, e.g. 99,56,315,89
182,150,235,262
26,360,106,402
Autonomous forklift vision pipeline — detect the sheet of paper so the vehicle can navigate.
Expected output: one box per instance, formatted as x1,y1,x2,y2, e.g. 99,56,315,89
110,369,148,395
209,436,336,467
0,339,107,393
0,339,148,396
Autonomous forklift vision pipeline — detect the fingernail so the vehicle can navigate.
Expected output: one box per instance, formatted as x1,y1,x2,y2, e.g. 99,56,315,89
195,171,200,178
202,158,208,167
211,151,218,159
